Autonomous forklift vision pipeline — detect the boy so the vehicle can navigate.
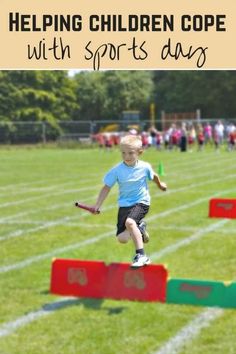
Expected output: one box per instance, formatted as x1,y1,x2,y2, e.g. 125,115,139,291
92,135,167,268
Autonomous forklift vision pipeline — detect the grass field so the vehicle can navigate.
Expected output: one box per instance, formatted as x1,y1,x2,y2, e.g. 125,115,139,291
0,146,236,354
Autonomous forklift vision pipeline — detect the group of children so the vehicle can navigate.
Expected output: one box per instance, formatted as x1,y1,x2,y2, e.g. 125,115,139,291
92,120,236,153
146,121,236,152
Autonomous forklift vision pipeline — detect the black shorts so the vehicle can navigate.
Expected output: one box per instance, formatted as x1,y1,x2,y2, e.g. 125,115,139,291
116,203,150,235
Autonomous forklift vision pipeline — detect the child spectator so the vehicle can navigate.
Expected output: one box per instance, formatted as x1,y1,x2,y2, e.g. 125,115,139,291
197,125,205,151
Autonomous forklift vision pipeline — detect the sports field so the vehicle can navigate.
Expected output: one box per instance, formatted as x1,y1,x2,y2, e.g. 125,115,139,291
0,146,236,354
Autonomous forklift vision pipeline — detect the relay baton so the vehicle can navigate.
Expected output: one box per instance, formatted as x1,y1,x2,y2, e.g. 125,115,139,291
75,202,100,214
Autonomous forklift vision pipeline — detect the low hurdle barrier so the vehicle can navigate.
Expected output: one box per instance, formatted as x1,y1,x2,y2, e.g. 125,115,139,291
166,278,236,308
50,258,236,308
209,198,236,219
50,258,168,302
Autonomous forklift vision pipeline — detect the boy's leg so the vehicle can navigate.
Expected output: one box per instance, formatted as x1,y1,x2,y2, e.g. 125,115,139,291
117,220,149,244
128,204,150,244
125,217,150,268
116,204,150,267
125,217,143,250
138,220,149,243
116,206,132,242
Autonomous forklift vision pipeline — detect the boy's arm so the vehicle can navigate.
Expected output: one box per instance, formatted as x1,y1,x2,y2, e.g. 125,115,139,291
153,172,167,191
93,185,111,212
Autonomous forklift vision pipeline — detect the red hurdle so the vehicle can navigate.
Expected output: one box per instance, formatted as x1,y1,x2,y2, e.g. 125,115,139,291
50,258,168,302
209,198,236,219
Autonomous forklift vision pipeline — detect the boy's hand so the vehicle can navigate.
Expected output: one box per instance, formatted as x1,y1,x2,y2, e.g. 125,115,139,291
159,182,167,191
91,205,101,214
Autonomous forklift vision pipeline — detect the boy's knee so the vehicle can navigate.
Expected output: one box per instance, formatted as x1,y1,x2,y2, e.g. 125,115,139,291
125,217,136,229
117,234,129,243
117,237,128,244
117,230,130,243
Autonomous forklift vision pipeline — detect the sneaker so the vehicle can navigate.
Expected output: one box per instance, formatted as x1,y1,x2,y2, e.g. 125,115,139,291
131,253,151,268
138,220,150,243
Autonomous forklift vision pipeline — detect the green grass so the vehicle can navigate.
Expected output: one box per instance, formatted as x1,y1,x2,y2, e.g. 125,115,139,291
0,146,236,354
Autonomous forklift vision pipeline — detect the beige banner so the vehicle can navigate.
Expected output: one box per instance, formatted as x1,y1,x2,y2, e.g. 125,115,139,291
0,0,235,69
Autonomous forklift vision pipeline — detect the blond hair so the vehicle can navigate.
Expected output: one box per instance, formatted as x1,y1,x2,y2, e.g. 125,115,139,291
120,135,142,150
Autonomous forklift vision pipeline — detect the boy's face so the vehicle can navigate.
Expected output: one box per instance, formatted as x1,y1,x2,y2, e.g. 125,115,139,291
121,145,141,166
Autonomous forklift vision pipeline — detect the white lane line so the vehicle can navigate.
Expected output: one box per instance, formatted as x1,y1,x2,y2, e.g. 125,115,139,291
93,223,236,236
61,222,115,229
0,220,113,228
0,297,80,338
149,185,236,221
150,220,228,354
0,186,117,224
0,170,107,192
0,184,100,209
166,162,236,182
0,179,58,192
0,205,115,242
3,222,235,237
162,154,235,178
0,195,96,223
0,175,103,198
153,173,236,198
0,230,114,274
153,308,224,354
150,225,197,232
0,181,76,198
153,150,230,173
150,224,236,235
151,219,228,260
0,216,74,241
0,220,45,225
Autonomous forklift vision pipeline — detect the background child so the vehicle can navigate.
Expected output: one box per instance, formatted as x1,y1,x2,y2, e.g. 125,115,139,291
92,135,167,268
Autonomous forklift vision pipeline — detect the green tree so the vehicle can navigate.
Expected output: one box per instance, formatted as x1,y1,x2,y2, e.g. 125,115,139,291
74,70,153,121
73,71,107,121
103,71,153,120
0,71,78,125
152,71,236,118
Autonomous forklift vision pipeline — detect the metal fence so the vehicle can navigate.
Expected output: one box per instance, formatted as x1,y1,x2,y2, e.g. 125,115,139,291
0,118,235,144
0,121,93,144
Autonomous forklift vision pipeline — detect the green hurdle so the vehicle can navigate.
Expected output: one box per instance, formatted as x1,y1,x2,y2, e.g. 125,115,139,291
167,278,236,309
222,282,236,308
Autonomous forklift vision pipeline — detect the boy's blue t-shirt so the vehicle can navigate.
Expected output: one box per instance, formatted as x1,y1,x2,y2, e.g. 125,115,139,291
103,160,154,207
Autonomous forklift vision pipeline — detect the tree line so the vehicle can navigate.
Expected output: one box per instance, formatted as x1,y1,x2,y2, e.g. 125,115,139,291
0,70,236,129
